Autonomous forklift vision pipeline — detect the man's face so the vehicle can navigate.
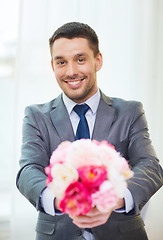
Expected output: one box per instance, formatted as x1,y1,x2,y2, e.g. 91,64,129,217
51,38,103,103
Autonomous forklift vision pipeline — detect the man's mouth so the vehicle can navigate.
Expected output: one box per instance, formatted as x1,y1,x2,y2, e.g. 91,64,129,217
68,80,81,86
64,77,86,87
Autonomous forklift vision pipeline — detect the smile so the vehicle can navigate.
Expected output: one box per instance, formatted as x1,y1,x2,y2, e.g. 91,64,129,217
64,77,85,87
68,81,81,85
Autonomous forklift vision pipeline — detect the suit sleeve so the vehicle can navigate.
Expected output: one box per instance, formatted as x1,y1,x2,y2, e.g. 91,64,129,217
16,106,50,211
126,102,163,215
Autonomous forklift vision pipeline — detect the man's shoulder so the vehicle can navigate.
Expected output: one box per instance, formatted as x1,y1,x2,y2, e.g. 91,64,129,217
111,97,140,108
111,97,144,118
25,99,55,115
102,92,141,107
25,94,62,114
101,92,143,115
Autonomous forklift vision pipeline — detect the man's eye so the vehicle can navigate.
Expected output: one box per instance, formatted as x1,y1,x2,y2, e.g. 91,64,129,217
78,58,85,63
58,61,65,65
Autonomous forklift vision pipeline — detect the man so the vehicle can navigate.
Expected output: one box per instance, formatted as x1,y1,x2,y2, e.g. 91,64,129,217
16,22,163,240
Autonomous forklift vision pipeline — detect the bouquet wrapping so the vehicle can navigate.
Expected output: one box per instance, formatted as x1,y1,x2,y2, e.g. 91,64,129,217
45,139,133,216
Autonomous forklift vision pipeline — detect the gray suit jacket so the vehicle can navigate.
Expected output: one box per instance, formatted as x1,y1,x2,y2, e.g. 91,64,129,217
16,91,163,240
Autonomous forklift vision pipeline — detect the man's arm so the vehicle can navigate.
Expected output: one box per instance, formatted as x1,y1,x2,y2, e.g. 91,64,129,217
125,102,163,214
16,106,50,211
68,101,163,229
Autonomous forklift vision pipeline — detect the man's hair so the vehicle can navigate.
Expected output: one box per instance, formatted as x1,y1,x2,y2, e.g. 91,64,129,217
49,22,99,57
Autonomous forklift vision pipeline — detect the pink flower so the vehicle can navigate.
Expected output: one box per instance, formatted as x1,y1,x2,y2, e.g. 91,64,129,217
45,139,134,215
66,139,101,168
93,140,115,149
77,165,107,193
91,181,118,212
59,181,92,215
50,141,71,165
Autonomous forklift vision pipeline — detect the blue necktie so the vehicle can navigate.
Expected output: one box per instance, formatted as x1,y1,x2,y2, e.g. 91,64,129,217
73,104,92,233
73,104,90,140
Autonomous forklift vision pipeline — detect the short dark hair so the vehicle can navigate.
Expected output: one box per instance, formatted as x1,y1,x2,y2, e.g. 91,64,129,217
49,22,99,57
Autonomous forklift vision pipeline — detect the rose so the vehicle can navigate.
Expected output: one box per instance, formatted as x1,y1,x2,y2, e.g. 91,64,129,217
50,141,71,165
117,157,134,179
94,140,133,181
91,181,118,212
77,165,107,193
45,163,79,199
108,168,127,198
45,139,134,216
93,140,115,149
66,139,101,168
97,143,121,170
59,181,92,215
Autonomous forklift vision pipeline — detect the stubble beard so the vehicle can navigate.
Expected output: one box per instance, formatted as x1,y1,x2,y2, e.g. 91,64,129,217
64,82,97,103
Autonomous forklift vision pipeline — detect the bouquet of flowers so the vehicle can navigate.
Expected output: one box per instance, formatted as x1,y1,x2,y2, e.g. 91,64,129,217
45,139,133,216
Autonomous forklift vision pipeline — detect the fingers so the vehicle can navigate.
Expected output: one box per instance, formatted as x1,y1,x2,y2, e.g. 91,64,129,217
54,197,61,211
71,218,107,229
69,207,112,228
85,207,101,217
114,198,125,210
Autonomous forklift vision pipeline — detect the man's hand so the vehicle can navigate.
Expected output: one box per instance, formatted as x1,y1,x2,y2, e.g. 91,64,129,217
115,198,125,210
68,198,125,229
54,197,61,211
69,207,112,229
55,196,125,228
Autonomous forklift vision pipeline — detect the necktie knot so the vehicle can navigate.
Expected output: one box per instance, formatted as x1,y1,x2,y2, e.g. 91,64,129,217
73,104,90,117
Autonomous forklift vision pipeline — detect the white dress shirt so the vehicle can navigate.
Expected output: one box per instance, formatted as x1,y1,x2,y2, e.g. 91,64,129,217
41,89,134,240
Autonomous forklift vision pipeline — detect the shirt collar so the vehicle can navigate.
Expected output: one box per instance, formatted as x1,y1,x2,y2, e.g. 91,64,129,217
62,89,100,115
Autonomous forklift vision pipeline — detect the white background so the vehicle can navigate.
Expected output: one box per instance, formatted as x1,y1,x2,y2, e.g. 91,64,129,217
0,0,163,239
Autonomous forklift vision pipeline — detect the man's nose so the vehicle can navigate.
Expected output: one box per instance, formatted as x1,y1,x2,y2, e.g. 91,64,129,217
66,62,78,77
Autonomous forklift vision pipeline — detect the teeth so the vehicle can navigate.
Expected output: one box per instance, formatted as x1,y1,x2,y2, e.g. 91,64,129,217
68,81,80,85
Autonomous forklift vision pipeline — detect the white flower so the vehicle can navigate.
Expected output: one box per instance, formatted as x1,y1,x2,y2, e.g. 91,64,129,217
97,144,121,170
109,168,127,198
49,163,79,199
66,139,101,168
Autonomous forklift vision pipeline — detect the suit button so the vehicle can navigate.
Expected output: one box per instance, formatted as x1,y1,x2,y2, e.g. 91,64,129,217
76,229,82,236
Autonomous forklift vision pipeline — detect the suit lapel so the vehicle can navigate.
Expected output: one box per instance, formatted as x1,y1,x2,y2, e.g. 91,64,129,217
50,92,115,142
92,92,115,141
50,94,75,142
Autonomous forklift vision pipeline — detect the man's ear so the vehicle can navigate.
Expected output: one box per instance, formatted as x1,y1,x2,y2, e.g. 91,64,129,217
51,60,54,71
96,52,103,72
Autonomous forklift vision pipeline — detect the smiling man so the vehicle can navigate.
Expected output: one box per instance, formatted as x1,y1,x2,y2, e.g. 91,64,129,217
16,22,163,240
50,36,102,103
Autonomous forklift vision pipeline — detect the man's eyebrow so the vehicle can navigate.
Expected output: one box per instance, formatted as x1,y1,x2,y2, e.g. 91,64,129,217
76,53,88,57
53,56,64,61
53,53,88,61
